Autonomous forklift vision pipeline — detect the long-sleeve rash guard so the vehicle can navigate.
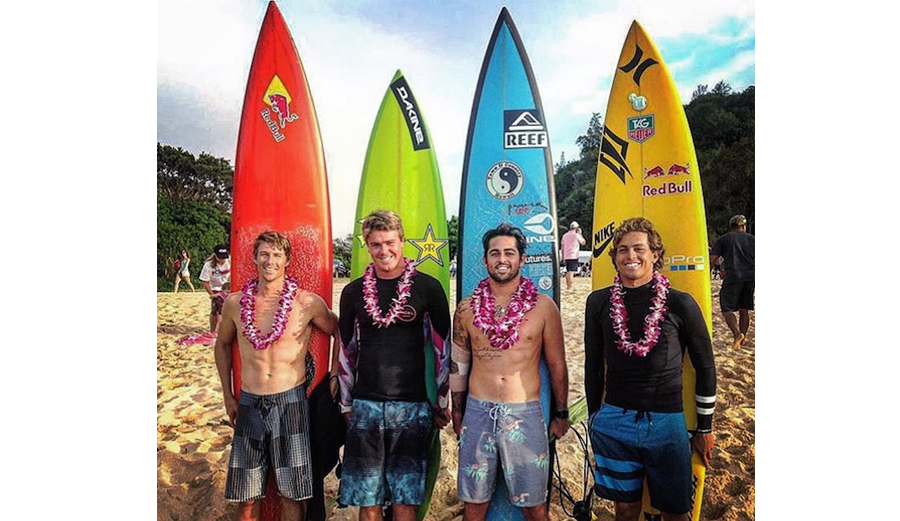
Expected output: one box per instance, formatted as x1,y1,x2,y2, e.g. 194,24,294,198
338,271,451,411
584,279,717,432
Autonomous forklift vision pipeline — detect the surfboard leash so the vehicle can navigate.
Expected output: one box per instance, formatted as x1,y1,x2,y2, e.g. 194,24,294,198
550,419,595,521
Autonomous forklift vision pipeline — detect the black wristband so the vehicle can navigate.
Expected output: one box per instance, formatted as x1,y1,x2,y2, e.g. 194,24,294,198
553,409,569,420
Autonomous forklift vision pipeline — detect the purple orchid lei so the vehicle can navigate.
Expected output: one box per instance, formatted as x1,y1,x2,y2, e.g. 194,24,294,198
363,258,417,328
240,275,299,350
471,277,538,350
609,270,670,357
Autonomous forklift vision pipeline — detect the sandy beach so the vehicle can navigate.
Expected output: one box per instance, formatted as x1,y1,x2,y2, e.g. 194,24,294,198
158,277,754,521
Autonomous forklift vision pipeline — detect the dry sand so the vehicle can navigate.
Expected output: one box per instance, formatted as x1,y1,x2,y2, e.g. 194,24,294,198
158,277,754,521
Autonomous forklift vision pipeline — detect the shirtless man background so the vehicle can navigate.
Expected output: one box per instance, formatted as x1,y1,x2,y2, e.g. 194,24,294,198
214,231,340,521
450,223,570,521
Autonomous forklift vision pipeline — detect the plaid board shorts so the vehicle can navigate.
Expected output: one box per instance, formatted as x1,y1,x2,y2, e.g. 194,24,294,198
225,384,313,502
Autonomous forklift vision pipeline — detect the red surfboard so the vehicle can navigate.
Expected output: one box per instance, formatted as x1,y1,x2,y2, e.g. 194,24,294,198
231,2,332,519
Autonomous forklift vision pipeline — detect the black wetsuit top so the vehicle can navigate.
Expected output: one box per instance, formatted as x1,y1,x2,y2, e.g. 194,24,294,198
584,279,717,431
339,272,450,403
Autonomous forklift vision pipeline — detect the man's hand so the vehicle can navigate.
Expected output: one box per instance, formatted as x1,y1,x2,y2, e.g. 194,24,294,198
224,395,238,427
691,432,715,467
329,376,339,400
434,407,451,429
549,417,570,441
451,410,464,439
342,412,351,425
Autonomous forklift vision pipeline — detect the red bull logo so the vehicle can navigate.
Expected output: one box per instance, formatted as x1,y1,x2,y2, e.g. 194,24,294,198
259,75,300,143
643,166,666,179
668,163,691,176
267,93,298,128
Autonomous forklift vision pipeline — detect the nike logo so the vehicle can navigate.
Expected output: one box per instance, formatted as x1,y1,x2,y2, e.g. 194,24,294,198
593,236,613,258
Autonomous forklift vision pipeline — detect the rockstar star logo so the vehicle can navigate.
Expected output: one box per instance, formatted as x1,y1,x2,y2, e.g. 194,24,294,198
409,223,449,267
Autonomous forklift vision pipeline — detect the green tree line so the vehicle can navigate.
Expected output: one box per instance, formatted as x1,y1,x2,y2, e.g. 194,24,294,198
158,82,753,289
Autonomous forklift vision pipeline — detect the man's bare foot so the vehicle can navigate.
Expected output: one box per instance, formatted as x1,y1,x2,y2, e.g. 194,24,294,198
741,334,750,346
732,333,745,350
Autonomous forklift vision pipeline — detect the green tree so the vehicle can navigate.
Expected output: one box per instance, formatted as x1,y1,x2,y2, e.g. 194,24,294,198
575,112,603,160
157,196,231,291
333,233,353,272
685,83,755,239
447,215,458,261
157,144,234,291
157,143,234,211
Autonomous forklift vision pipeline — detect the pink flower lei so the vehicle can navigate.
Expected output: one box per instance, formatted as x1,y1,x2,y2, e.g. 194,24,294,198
240,275,300,350
363,258,417,328
471,277,539,350
609,271,670,357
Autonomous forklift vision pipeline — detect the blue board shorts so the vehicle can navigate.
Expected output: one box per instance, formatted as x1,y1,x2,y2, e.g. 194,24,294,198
225,384,313,502
457,396,549,508
339,399,432,506
589,403,692,514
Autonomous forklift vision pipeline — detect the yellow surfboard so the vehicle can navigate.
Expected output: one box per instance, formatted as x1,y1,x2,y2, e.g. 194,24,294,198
590,20,711,521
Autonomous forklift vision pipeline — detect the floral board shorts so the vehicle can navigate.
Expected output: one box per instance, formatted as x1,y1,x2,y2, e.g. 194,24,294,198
224,384,313,502
457,396,549,508
339,399,432,507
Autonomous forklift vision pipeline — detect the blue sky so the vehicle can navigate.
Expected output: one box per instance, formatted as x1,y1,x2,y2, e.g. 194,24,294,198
158,0,755,237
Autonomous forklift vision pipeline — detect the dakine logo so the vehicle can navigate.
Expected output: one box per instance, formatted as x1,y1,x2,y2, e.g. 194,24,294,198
592,222,615,258
523,213,555,235
486,161,524,200
390,77,430,151
504,109,548,149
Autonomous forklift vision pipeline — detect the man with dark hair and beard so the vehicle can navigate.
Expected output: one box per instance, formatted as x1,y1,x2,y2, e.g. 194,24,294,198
450,223,569,521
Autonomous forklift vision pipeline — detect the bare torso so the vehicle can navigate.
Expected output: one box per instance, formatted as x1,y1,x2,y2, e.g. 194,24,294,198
460,294,554,403
230,289,319,395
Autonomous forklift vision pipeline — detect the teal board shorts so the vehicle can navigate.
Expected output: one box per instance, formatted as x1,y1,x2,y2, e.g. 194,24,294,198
457,396,550,508
339,399,432,506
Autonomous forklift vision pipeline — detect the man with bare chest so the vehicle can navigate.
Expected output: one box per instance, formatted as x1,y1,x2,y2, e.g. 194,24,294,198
214,231,340,521
450,224,570,521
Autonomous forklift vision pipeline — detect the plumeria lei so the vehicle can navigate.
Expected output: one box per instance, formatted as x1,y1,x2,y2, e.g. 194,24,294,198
240,275,299,350
471,277,538,350
363,258,417,328
609,271,670,357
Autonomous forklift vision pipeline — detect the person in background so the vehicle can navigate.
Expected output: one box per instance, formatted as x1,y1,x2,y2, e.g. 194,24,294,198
200,244,231,333
709,215,755,349
173,249,196,293
561,221,586,290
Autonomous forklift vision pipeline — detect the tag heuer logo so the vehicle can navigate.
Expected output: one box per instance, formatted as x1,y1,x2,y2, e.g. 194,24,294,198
627,114,655,143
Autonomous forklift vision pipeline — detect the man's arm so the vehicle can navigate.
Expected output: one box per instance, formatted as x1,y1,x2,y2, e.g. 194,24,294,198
213,294,240,426
577,231,586,246
540,296,570,440
583,291,606,415
449,299,472,439
678,293,717,466
306,293,341,399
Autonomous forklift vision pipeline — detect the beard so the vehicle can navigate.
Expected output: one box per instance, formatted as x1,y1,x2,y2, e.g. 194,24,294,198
488,263,520,283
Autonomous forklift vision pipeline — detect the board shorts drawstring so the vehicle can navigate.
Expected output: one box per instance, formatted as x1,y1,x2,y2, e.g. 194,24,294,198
623,408,653,425
256,396,276,419
488,404,506,433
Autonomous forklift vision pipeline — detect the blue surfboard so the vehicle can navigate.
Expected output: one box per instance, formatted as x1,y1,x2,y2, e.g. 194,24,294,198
457,8,559,520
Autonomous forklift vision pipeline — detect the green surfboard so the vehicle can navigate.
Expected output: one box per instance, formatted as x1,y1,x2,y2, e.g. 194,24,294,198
350,70,450,520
